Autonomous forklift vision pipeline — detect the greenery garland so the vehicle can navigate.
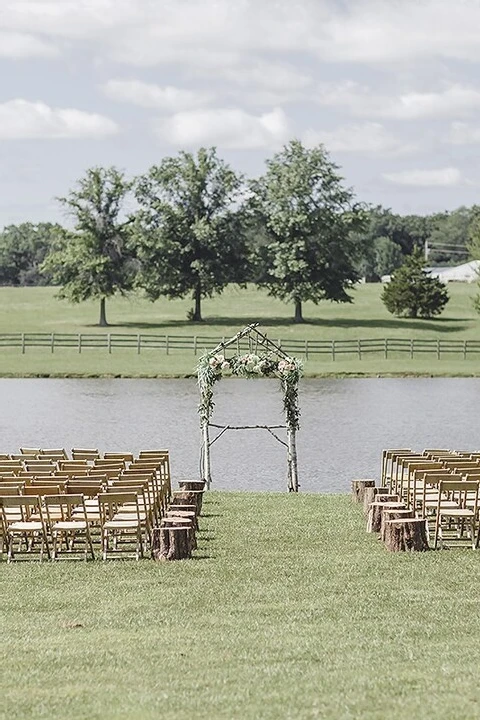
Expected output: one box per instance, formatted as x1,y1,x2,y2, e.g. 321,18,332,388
197,350,303,430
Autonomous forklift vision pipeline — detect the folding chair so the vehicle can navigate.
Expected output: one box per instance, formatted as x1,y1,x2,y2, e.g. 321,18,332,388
433,480,480,550
44,494,95,560
72,448,100,460
98,492,144,560
0,496,50,562
104,452,134,462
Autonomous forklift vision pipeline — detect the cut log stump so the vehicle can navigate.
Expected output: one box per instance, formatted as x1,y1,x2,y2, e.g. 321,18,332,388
363,486,390,515
351,479,376,504
384,518,429,552
380,508,414,542
178,481,206,492
367,498,404,533
173,490,204,514
161,516,196,550
152,525,192,561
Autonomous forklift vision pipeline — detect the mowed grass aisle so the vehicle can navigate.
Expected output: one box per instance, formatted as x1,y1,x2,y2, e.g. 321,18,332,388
3,493,480,720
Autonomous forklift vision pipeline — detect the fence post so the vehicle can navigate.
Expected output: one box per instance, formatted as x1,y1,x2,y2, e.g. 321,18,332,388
108,333,112,354
305,340,309,360
331,340,336,361
51,333,55,353
437,339,441,360
78,334,82,354
21,333,25,354
384,338,388,359
410,338,414,359
464,340,468,360
193,336,197,355
137,334,141,354
166,335,169,355
358,339,361,360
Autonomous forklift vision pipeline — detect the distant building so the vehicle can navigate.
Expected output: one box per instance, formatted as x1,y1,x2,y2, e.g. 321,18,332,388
382,260,480,284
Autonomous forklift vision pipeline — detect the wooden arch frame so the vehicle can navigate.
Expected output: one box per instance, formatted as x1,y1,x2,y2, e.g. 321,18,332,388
196,324,302,492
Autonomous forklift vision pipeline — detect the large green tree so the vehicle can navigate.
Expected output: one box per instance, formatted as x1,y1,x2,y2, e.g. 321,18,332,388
42,167,134,326
133,147,249,321
0,222,64,286
250,139,367,322
381,248,449,319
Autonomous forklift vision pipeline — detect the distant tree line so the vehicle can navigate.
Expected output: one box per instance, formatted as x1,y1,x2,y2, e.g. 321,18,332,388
1,140,480,324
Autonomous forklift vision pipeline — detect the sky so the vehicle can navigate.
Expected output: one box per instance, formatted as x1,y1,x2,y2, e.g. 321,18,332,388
2,0,480,226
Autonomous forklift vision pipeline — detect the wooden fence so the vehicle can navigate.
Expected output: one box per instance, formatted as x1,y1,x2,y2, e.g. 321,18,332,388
1,333,480,360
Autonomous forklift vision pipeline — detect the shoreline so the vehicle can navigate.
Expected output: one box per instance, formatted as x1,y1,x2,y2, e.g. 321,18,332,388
1,371,480,379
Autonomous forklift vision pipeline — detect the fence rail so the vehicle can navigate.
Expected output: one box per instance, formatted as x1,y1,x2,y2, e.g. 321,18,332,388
1,332,480,360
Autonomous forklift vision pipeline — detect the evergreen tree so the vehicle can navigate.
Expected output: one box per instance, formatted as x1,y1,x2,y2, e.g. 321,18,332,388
381,248,449,319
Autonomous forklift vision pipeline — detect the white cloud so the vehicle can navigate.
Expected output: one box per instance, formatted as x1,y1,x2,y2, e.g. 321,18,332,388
447,122,480,145
383,167,462,187
0,99,119,139
0,31,58,58
303,122,410,155
157,107,289,150
220,61,312,105
317,83,480,120
102,79,211,111
4,0,480,67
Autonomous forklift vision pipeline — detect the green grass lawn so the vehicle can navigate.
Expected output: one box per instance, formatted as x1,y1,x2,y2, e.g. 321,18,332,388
0,284,479,376
3,492,480,720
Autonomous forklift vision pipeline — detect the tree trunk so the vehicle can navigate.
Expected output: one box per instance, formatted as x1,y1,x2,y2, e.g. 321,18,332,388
383,518,430,552
99,297,108,327
192,283,203,322
152,525,192,560
366,497,402,533
380,508,415,542
294,299,304,323
351,479,376,504
363,486,389,515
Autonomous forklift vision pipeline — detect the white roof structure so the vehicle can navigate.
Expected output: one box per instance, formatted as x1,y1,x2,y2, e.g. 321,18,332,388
430,260,480,283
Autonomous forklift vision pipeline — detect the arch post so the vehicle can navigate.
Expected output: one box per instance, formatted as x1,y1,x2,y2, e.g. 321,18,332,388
201,420,212,490
287,425,299,492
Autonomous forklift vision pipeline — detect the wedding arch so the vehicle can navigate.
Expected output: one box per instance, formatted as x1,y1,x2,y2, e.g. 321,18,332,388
196,323,303,492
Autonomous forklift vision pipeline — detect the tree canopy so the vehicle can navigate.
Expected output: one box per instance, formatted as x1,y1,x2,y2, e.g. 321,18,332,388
250,139,367,322
41,167,134,326
0,222,63,286
381,248,449,319
133,147,249,321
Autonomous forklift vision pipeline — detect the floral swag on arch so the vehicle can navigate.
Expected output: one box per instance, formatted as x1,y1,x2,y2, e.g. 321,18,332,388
196,325,303,492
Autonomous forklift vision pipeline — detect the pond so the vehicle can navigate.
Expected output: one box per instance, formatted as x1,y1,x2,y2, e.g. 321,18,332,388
1,378,479,492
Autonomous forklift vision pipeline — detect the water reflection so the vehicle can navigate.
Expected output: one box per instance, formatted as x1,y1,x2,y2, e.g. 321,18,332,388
1,378,479,493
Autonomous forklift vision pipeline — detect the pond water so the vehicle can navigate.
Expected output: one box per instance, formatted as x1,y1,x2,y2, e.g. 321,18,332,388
1,378,479,493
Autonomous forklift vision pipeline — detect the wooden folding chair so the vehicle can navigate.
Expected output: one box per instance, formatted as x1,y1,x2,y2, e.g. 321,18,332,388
433,480,480,550
98,492,144,560
40,448,68,459
44,494,95,560
72,448,100,461
0,496,50,562
104,452,134,462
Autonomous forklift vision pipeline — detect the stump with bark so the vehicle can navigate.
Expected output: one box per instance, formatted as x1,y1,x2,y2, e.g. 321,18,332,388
380,508,415,542
383,518,429,552
363,486,390,515
173,490,204,514
351,479,376,504
367,499,404,533
178,481,206,492
151,525,192,560
161,516,196,550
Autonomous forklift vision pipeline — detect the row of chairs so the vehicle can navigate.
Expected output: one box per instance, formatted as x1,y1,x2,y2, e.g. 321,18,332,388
381,448,480,549
0,449,172,561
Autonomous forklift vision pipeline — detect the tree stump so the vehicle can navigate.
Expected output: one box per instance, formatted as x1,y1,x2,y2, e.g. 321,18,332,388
178,481,206,492
152,525,192,561
173,490,203,514
380,508,414,542
167,506,198,530
161,516,196,550
384,518,429,552
363,486,390,515
367,499,403,533
351,479,376,504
